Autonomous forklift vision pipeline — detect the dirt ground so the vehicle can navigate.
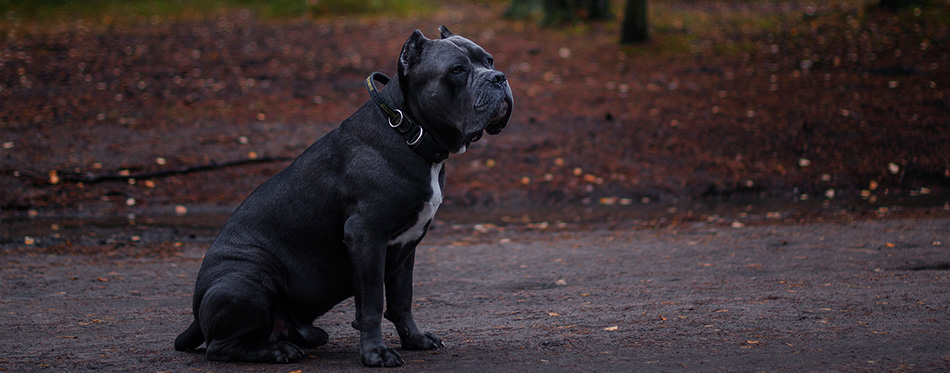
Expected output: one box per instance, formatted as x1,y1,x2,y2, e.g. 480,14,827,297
1,214,948,371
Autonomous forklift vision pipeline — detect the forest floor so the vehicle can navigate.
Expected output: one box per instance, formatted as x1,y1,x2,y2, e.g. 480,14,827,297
0,0,948,214
1,0,949,371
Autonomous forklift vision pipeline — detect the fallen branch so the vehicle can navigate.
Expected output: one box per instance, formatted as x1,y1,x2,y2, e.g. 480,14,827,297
9,156,293,185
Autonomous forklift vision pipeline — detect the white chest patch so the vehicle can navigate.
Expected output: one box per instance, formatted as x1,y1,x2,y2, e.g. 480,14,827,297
388,163,443,247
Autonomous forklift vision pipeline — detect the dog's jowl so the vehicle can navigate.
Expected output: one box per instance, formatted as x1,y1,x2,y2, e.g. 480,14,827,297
174,26,513,367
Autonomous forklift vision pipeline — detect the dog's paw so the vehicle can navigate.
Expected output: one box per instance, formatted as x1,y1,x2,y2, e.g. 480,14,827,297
270,341,306,363
206,340,304,363
402,331,444,351
361,345,404,367
296,325,329,348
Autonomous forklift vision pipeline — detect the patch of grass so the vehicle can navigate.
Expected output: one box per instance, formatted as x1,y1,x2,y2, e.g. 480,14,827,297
0,0,299,22
307,0,432,17
0,0,432,23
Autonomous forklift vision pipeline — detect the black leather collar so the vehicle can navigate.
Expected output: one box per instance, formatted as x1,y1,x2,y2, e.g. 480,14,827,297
365,72,450,164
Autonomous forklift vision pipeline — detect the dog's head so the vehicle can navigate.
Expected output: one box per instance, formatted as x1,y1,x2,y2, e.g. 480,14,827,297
397,26,513,153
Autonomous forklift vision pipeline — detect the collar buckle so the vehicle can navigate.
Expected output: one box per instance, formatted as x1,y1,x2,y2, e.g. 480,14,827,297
388,109,404,128
366,72,450,164
407,126,424,146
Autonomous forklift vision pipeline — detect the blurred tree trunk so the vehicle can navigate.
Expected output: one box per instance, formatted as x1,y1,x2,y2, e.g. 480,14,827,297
879,0,905,10
621,0,648,44
506,0,611,24
505,0,542,19
586,0,613,20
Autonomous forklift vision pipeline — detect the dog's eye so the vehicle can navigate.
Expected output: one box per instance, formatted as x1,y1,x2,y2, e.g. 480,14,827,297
450,66,465,75
487,57,494,69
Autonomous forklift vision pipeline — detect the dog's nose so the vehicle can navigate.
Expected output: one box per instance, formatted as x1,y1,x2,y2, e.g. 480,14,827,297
487,71,506,85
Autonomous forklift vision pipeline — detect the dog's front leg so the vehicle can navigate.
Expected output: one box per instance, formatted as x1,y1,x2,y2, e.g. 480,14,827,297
345,220,405,367
384,247,443,350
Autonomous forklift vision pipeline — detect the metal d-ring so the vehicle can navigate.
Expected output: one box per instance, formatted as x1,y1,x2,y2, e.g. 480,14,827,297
388,109,404,128
407,126,424,146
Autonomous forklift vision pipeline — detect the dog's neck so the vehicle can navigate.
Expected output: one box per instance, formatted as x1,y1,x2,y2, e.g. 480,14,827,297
366,74,455,163
373,74,465,160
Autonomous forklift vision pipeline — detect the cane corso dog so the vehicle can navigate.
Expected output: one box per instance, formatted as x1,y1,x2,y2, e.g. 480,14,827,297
175,26,513,367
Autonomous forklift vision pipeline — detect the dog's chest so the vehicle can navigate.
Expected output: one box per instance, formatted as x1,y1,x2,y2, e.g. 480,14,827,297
388,163,443,247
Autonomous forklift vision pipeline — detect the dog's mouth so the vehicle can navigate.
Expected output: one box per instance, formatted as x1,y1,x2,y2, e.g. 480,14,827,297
466,100,508,144
467,130,484,143
485,98,512,135
468,87,512,143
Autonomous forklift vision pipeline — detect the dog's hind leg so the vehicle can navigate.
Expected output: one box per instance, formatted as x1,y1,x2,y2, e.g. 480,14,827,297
199,285,305,363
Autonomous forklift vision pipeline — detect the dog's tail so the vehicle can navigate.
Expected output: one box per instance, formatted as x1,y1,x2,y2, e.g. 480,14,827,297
174,320,204,351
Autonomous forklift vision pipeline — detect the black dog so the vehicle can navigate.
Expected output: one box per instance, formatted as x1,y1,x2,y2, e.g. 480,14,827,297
175,26,512,367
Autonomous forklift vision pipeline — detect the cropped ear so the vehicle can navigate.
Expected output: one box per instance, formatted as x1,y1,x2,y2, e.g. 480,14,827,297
439,25,454,39
399,29,428,76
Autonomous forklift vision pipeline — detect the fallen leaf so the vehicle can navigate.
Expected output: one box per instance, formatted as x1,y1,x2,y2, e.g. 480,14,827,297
48,170,60,184
603,326,618,331
825,189,835,199
888,162,900,174
598,197,618,206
